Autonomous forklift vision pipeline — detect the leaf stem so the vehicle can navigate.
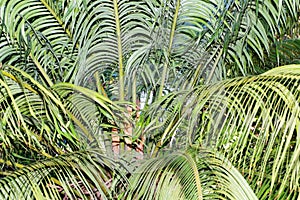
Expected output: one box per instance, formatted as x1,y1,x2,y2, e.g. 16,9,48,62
113,0,124,101
158,0,180,98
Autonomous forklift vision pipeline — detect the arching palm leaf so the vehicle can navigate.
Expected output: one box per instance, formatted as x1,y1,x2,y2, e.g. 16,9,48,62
0,150,128,200
141,64,300,199
0,66,120,168
127,149,257,200
1,0,300,199
266,38,300,68
0,0,77,84
3,0,297,98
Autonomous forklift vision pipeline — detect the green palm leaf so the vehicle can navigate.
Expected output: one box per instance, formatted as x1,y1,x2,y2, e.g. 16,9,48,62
127,149,257,200
0,66,120,167
0,0,77,84
0,150,128,200
266,39,300,68
142,64,300,199
1,0,300,199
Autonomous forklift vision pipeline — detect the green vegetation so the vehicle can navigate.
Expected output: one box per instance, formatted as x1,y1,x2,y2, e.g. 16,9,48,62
0,0,299,199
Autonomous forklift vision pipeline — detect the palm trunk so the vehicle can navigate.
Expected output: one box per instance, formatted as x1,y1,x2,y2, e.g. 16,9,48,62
124,106,133,151
112,128,120,155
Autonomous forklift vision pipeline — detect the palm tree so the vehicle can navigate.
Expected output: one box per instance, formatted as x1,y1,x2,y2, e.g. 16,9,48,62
0,0,299,199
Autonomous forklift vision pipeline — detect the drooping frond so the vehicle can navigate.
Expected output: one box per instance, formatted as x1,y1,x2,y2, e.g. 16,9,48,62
0,68,80,163
0,66,120,171
0,0,77,84
0,150,128,200
53,82,126,150
142,64,300,199
1,0,299,99
1,0,300,199
266,38,300,68
126,149,257,200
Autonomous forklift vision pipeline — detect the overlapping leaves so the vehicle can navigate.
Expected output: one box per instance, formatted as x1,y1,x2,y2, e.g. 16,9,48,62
142,65,300,199
0,0,300,199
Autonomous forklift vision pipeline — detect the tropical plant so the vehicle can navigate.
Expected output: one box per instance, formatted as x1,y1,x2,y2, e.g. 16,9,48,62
0,0,299,199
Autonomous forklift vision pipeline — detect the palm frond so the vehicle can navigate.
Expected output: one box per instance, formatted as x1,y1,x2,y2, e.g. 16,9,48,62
0,150,128,200
126,149,257,200
265,39,300,68
0,67,120,170
0,0,77,84
142,64,300,199
2,0,299,98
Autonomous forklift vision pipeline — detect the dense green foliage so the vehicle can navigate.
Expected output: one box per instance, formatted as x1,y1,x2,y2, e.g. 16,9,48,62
0,0,300,199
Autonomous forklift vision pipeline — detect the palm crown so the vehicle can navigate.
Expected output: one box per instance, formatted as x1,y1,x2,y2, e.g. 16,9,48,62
0,0,299,199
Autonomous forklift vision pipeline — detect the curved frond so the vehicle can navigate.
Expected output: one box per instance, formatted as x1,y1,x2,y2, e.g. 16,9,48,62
0,67,121,173
0,0,77,84
266,39,300,68
2,0,299,98
0,150,128,200
126,149,257,200
142,64,300,199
